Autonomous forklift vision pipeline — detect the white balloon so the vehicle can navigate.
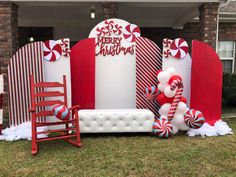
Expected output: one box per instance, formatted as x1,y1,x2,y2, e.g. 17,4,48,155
172,113,184,124
172,114,189,131
158,83,169,92
160,115,167,119
159,103,171,116
176,102,188,115
172,124,179,134
157,71,170,83
177,123,189,131
166,67,175,76
164,86,176,98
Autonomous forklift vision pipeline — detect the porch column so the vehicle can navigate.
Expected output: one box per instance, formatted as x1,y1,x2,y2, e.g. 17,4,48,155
102,2,118,19
0,2,18,125
199,3,219,50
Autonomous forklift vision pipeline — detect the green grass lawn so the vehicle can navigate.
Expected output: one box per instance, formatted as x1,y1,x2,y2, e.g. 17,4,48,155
0,119,235,177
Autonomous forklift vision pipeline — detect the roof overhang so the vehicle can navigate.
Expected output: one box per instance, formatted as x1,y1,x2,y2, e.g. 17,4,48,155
15,0,228,28
12,0,225,2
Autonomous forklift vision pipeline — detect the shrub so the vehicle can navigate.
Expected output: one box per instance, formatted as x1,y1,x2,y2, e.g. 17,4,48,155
222,73,236,108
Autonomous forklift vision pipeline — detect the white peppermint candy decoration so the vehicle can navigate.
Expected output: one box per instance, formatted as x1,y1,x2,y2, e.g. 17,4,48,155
43,40,62,62
123,24,141,42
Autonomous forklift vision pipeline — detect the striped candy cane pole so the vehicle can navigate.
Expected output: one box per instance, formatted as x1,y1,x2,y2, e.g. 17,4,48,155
167,78,184,121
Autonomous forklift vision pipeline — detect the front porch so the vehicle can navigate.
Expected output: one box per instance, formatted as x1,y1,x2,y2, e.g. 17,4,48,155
0,0,230,124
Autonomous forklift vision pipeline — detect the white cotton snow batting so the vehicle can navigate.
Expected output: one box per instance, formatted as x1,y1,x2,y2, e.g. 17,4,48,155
187,120,233,137
0,122,47,141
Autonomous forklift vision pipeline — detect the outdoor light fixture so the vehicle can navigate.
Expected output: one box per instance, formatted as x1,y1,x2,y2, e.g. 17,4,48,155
91,7,95,19
29,37,34,42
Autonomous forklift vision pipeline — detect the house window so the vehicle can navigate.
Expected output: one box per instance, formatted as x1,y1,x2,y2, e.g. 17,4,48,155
217,41,235,73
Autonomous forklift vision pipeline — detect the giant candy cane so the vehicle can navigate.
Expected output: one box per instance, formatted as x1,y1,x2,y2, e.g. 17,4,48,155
167,78,183,121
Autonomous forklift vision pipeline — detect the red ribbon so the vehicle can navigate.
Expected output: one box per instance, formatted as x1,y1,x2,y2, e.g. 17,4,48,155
96,27,106,37
113,24,122,35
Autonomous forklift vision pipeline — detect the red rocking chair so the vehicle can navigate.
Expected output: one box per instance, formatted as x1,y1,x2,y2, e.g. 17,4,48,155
29,75,81,155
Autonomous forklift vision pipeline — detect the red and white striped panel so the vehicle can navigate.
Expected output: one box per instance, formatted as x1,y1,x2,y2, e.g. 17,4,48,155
136,37,162,119
8,42,44,126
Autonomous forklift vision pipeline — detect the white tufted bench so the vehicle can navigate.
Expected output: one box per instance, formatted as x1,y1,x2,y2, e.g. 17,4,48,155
79,109,154,133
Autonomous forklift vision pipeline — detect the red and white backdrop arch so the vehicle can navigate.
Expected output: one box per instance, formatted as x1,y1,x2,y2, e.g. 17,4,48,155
5,18,231,137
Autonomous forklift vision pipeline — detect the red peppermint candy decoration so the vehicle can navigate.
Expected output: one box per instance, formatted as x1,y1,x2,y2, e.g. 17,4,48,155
153,118,173,138
104,20,114,36
123,24,141,43
60,38,70,57
163,49,171,58
162,38,172,47
43,40,62,62
144,86,158,101
184,109,205,129
104,20,114,30
113,24,122,35
96,27,106,37
170,38,188,59
52,104,70,120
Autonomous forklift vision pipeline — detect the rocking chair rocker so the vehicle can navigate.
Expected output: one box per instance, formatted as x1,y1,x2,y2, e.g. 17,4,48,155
29,75,81,155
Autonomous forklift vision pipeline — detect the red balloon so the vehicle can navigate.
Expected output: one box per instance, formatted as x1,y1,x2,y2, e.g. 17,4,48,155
156,93,173,105
168,75,182,84
144,86,158,101
156,70,162,77
180,96,187,104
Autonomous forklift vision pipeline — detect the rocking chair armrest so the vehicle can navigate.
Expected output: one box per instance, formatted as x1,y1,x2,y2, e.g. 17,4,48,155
29,108,36,112
68,105,81,111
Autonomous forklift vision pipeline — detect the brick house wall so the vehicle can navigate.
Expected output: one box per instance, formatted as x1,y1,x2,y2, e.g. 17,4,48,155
0,2,18,126
218,23,236,41
102,2,118,19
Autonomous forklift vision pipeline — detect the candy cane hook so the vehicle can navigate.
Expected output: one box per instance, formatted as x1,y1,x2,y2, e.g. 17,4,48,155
167,79,183,121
